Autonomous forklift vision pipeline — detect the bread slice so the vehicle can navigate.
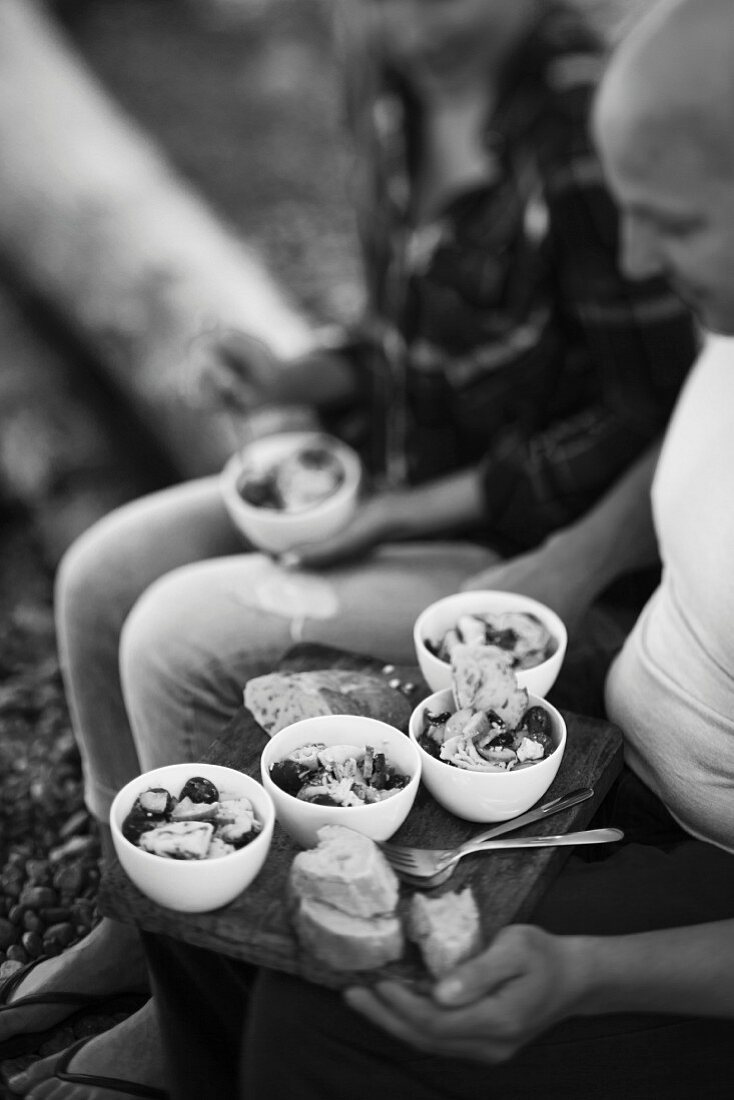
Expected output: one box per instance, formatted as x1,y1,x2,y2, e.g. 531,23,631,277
407,889,482,978
290,825,399,919
295,897,404,971
243,670,410,736
451,644,528,728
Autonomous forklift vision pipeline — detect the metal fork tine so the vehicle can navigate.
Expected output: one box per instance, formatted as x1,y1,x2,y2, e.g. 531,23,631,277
381,850,421,872
377,842,407,856
379,840,456,877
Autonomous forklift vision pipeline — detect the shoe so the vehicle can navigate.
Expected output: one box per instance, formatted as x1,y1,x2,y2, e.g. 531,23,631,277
28,1036,170,1098
8,1035,169,1097
0,957,145,1059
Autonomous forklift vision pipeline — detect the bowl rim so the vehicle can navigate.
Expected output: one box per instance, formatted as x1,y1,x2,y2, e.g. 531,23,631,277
413,590,568,673
408,687,566,778
110,763,275,868
260,713,422,816
221,431,362,522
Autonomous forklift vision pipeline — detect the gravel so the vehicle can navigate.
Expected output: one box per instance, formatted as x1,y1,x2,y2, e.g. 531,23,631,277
0,514,109,1089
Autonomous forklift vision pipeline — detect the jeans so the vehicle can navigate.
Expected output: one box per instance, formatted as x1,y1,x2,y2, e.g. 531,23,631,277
55,476,494,820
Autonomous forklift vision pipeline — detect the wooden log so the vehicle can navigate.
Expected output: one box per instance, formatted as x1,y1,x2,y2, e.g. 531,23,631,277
0,0,313,478
0,284,167,560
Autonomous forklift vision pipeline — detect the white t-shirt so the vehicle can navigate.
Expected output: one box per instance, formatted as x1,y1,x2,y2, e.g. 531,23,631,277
605,335,734,853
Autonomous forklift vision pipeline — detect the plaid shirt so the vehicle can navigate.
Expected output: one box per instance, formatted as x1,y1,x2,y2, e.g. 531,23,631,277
333,3,697,552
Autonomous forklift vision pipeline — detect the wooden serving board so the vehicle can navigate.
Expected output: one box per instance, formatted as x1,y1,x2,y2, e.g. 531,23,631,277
100,644,623,989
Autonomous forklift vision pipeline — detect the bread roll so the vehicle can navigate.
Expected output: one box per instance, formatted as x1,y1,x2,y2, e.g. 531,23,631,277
451,644,528,728
407,889,481,978
290,825,399,919
244,669,411,736
295,897,404,971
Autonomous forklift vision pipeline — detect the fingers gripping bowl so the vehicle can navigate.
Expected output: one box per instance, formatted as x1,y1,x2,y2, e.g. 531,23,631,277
414,590,567,698
409,688,566,822
110,764,275,912
261,715,422,848
221,431,362,554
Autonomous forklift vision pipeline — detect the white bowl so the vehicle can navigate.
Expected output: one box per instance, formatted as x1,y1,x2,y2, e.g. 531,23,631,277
413,590,567,699
221,431,362,554
260,714,422,848
409,688,566,823
110,763,275,913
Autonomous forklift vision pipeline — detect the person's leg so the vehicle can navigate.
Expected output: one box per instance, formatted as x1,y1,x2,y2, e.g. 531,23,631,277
144,934,257,1100
55,476,240,820
8,1000,166,1099
119,541,495,771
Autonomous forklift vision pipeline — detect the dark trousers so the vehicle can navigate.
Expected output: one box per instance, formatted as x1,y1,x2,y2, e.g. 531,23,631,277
144,771,734,1100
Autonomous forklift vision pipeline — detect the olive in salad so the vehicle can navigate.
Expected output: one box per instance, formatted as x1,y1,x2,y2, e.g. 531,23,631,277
269,743,409,807
419,704,555,772
122,775,261,860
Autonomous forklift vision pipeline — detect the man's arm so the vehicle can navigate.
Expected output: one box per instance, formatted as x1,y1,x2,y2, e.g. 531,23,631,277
570,920,734,1018
463,440,661,628
286,467,485,568
346,919,734,1065
290,436,658,578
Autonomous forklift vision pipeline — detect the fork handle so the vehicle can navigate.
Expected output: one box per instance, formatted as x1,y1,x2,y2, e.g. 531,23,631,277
457,787,595,854
453,827,623,864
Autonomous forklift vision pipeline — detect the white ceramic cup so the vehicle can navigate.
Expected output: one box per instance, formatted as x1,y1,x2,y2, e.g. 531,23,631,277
260,714,422,848
110,763,275,913
220,431,362,554
414,590,567,699
409,688,566,823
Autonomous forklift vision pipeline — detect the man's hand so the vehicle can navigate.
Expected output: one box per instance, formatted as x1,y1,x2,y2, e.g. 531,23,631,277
461,538,597,633
348,918,734,1063
345,925,587,1064
188,330,358,413
283,494,404,569
189,329,287,412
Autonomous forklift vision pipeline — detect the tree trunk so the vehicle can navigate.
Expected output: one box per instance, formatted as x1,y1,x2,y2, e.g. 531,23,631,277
0,0,313,476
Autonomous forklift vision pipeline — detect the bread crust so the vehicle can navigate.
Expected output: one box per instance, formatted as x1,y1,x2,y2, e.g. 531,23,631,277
290,825,399,919
244,670,411,736
295,897,404,971
407,889,482,978
451,644,528,728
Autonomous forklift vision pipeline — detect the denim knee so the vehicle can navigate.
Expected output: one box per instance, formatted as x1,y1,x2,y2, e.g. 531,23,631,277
119,561,286,769
55,517,149,820
55,512,141,643
119,573,189,713
119,569,214,766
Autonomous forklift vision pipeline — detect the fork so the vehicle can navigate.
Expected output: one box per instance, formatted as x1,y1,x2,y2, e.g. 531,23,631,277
390,827,624,890
380,786,594,878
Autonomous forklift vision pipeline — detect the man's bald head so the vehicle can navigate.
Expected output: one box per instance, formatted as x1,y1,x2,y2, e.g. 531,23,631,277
596,0,734,180
594,0,734,334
